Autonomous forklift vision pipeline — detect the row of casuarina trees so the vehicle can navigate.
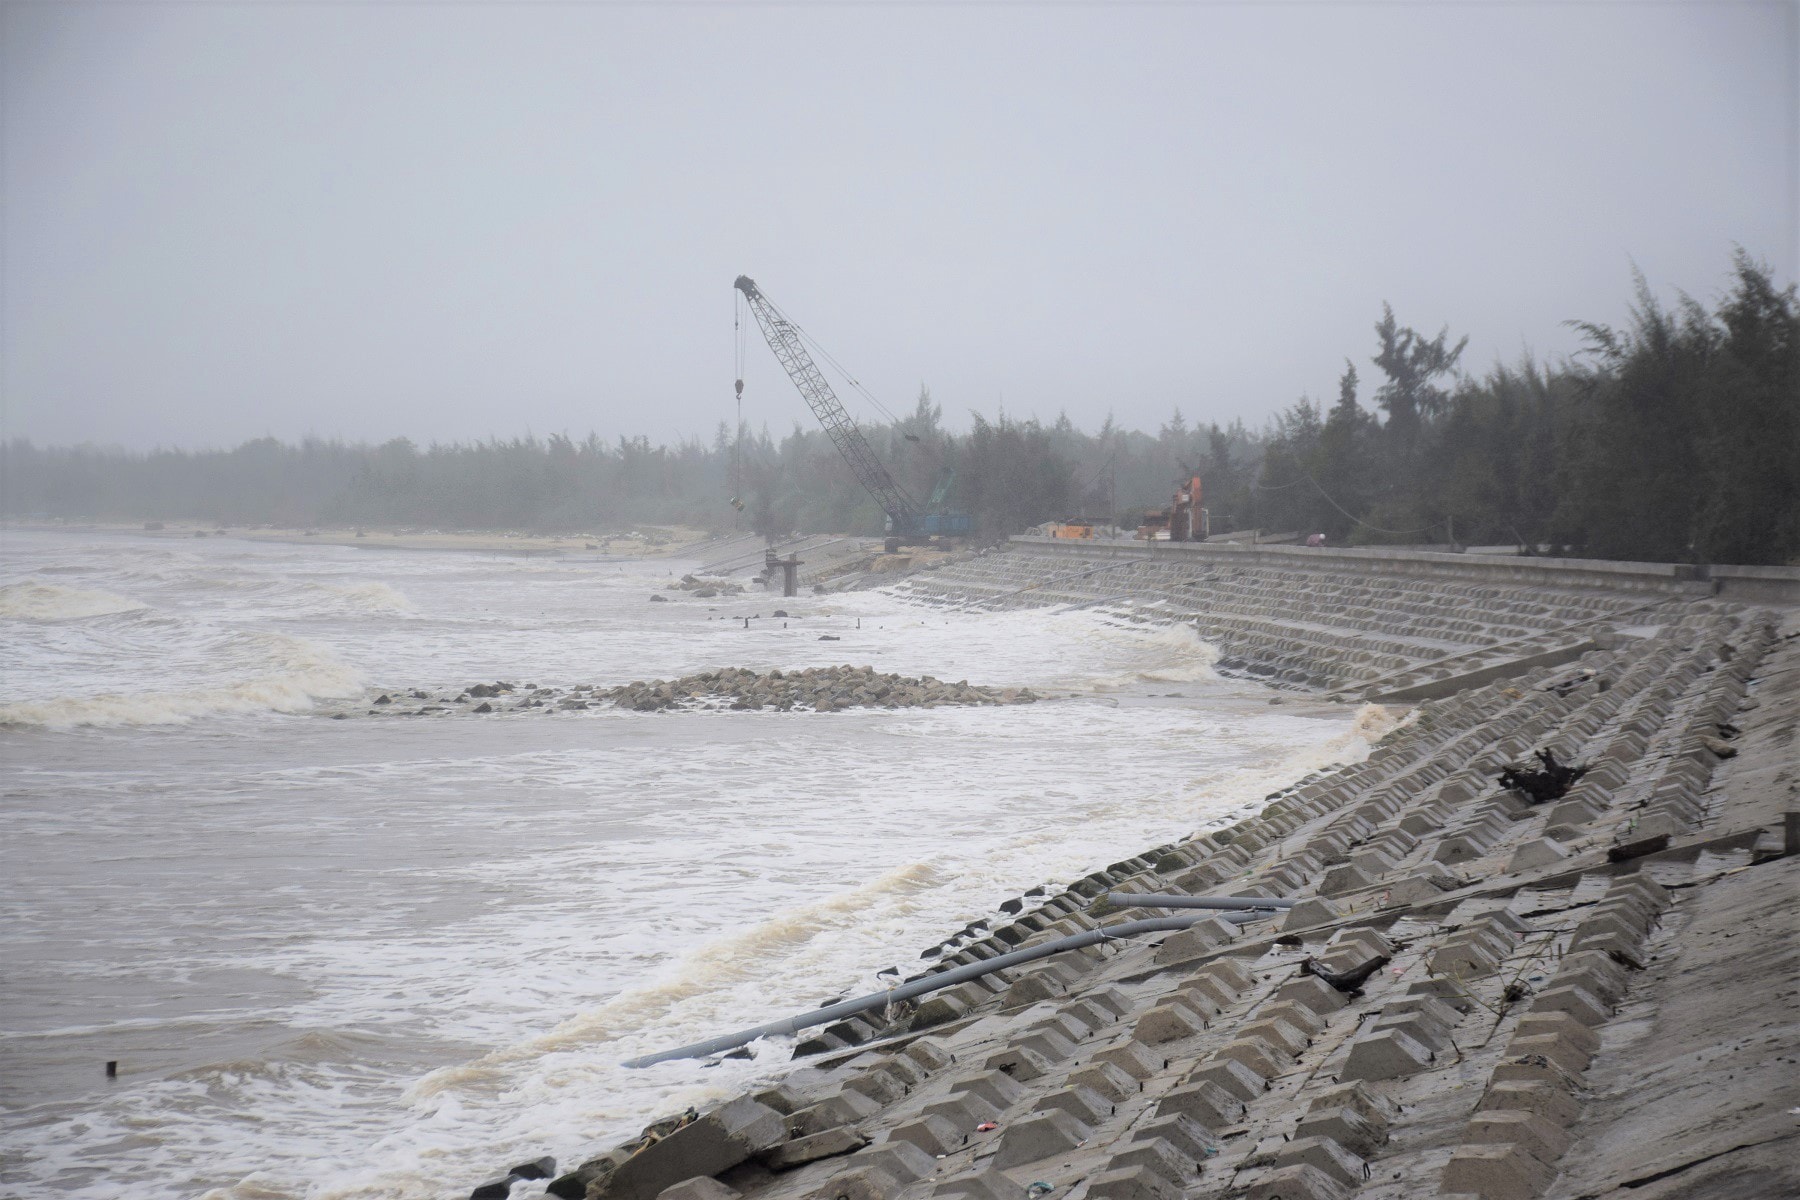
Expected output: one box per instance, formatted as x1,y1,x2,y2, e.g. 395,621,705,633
4,254,1793,565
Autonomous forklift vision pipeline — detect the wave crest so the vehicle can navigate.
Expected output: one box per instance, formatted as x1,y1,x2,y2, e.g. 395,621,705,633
0,634,362,729
0,581,148,621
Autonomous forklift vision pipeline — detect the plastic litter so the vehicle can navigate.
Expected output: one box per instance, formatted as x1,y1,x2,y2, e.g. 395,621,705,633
976,1122,999,1132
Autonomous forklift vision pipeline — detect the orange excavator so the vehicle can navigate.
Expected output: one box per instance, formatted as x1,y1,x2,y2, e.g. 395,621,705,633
1136,474,1207,541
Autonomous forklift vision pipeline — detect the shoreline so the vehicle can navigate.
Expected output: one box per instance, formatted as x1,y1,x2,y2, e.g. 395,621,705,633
2,518,723,558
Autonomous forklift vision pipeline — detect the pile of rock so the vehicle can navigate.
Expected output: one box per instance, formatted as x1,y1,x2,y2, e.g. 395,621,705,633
601,665,1040,713
337,669,1040,719
668,574,745,599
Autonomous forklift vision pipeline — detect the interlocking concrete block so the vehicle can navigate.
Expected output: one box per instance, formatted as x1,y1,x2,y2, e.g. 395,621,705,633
1217,1036,1290,1078
1014,1028,1078,1065
932,1169,1017,1200
1154,918,1237,967
843,1070,906,1107
904,1038,955,1074
1506,1033,1591,1075
1000,971,1067,1010
1433,835,1492,866
1506,838,1571,873
863,1138,936,1183
1282,898,1344,931
1062,998,1119,1031
1242,1016,1311,1056
1489,1053,1584,1091
653,1179,741,1200
1035,1010,1092,1043
1512,1011,1600,1056
948,1070,1028,1113
1033,1084,1114,1128
1428,938,1504,982
1245,1163,1352,1200
1107,1137,1195,1185
1070,1061,1142,1102
1084,986,1133,1019
1475,1081,1580,1125
763,1127,869,1171
1179,974,1233,1013
1320,863,1378,897
984,1044,1055,1083
1554,951,1629,1005
1465,1111,1571,1165
911,992,971,1028
1339,1028,1434,1082
1526,982,1611,1027
1373,1010,1451,1054
1303,1080,1392,1127
1093,1041,1167,1081
791,1089,882,1137
753,1084,807,1115
1258,999,1327,1037
1292,1106,1386,1158
991,1108,1091,1170
802,1165,904,1200
1441,1141,1555,1200
1327,928,1396,960
886,1113,966,1157
1201,957,1255,993
919,1090,1002,1131
1275,1135,1367,1187
1083,1164,1184,1200
1156,1079,1246,1130
1129,1112,1217,1163
593,1098,788,1200
1189,1055,1268,1102
1133,999,1209,1045
1272,974,1349,1016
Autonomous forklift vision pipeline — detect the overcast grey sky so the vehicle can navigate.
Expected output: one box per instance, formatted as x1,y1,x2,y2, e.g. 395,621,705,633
3,2,1794,451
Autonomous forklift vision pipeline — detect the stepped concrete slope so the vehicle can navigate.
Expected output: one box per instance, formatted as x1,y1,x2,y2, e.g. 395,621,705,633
539,541,1798,1200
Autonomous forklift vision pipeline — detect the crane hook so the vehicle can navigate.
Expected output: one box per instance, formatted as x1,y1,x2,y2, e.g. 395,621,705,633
735,378,744,397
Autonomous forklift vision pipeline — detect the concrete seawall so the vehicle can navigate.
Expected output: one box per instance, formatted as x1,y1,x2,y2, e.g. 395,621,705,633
531,544,1799,1200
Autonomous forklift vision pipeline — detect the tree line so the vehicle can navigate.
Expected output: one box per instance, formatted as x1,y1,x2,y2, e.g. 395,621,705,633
3,254,1792,565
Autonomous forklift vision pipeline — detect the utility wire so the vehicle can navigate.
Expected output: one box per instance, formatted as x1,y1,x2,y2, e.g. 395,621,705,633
1257,466,1447,537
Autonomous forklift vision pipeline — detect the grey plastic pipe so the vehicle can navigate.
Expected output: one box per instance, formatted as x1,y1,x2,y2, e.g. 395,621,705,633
1106,891,1297,911
622,913,1214,1068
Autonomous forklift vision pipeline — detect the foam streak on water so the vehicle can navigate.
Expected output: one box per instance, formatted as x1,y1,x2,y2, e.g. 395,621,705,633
0,530,1388,1199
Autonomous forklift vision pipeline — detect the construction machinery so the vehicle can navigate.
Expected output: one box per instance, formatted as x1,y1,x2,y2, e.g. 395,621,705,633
734,275,972,551
1136,474,1208,541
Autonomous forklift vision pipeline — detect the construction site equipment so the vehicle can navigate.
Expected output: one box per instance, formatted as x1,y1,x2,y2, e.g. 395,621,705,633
1136,474,1208,541
734,275,972,550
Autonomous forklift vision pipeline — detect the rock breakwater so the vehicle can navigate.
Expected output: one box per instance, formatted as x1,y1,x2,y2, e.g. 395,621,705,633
331,667,1041,719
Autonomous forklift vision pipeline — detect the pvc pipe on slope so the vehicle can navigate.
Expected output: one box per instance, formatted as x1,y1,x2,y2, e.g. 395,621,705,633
623,913,1215,1069
1105,891,1297,911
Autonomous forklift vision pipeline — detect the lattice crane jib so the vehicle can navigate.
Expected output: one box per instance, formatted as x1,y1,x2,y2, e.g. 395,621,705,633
734,275,920,531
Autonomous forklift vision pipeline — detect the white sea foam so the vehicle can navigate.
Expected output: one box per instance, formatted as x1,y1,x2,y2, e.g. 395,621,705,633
0,632,362,728
0,580,148,620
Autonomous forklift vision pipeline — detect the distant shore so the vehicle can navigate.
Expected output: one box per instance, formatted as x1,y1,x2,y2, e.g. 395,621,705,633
3,519,722,558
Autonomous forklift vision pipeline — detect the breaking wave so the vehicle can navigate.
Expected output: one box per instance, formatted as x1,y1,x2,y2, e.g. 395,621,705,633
0,581,149,621
0,634,362,729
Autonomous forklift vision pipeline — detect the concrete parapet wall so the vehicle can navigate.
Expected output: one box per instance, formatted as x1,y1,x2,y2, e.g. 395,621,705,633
1708,563,1800,606
1008,536,1725,599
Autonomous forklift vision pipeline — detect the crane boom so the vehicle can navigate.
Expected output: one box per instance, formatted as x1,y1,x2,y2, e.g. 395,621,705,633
734,275,920,533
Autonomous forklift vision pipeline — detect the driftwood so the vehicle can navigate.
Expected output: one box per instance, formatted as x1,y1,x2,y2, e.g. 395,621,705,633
1498,748,1586,804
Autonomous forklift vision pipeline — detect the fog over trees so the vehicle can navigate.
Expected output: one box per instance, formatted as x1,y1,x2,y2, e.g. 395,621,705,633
5,256,1794,565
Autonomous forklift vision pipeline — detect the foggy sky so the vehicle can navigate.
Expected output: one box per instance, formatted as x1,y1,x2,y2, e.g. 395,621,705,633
3,3,1794,452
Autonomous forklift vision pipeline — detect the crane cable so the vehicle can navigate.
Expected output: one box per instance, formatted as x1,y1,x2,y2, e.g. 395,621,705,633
733,289,747,521
757,290,905,427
